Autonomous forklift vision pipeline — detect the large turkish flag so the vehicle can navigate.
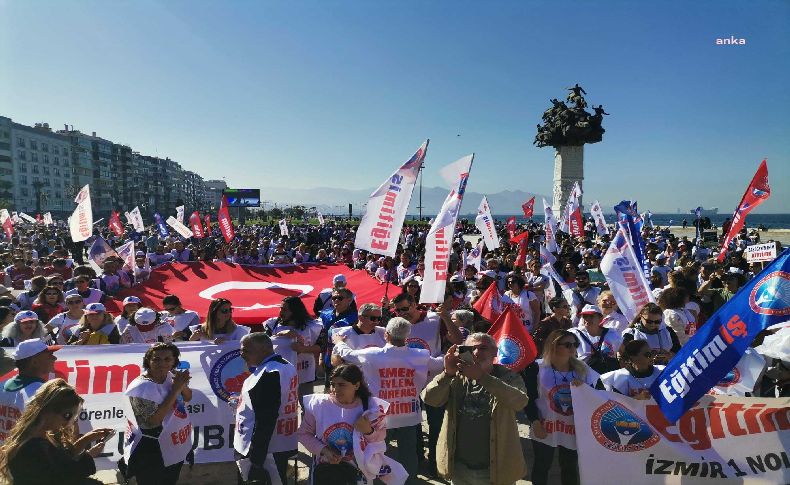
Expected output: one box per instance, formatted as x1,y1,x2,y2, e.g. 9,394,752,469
110,262,389,325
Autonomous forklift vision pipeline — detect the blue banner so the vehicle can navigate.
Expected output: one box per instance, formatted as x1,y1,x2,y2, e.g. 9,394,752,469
650,248,790,422
614,200,649,279
153,212,169,238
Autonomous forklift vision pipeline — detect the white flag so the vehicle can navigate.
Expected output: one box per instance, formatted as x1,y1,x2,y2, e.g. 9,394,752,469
474,196,500,250
589,200,608,236
317,212,325,226
421,154,474,304
0,209,9,225
43,212,53,226
69,184,93,242
116,240,136,273
355,141,427,257
709,348,766,396
166,216,194,239
128,206,146,233
560,181,582,233
176,205,185,225
600,228,655,322
279,219,289,237
18,212,37,224
11,211,19,224
465,240,484,272
542,198,558,253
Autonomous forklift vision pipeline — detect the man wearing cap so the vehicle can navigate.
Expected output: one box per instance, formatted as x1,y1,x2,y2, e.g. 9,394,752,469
651,254,672,286
570,304,622,374
333,317,444,484
0,339,60,444
448,275,471,310
312,274,356,315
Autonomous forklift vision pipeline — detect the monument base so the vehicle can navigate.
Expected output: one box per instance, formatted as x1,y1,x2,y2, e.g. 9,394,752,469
552,145,584,213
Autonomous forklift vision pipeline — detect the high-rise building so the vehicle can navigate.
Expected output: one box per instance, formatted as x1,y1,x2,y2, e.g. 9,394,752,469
203,179,227,210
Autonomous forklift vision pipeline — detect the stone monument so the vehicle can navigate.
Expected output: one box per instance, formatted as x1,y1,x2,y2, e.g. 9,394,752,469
534,84,608,212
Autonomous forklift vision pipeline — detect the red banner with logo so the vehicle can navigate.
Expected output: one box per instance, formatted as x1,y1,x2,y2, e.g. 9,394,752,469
569,207,584,237
204,214,212,233
111,262,388,324
521,196,535,219
217,195,235,243
506,216,517,238
718,159,770,262
2,218,13,239
488,306,537,371
108,210,124,237
189,211,204,239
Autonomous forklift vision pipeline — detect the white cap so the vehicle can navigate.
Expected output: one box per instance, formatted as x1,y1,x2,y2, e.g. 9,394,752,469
123,296,142,306
478,270,497,279
134,307,158,325
580,304,603,316
14,310,39,324
84,302,106,314
13,338,62,360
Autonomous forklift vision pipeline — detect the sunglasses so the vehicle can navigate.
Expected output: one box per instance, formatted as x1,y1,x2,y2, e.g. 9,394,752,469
219,308,233,314
331,296,346,301
66,300,83,304
395,306,411,313
557,341,580,349
643,318,662,325
362,314,382,321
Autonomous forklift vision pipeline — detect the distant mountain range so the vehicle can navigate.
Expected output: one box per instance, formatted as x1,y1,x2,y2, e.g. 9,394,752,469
259,185,547,217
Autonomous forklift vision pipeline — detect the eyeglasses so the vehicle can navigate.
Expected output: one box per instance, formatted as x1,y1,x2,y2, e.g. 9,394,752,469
395,306,411,313
219,308,233,314
643,318,662,325
362,314,382,322
557,341,580,349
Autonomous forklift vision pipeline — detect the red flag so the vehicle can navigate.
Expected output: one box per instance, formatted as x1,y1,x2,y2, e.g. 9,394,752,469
515,238,529,269
506,216,517,238
473,281,506,322
521,196,535,219
2,218,13,239
111,262,389,325
488,306,538,372
108,211,124,237
190,211,205,239
35,213,42,223
718,160,770,262
569,207,584,237
204,214,212,233
509,231,529,245
217,195,235,243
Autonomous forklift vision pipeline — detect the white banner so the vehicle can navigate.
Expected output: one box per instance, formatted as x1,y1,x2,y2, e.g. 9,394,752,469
18,212,37,224
176,205,185,225
745,242,778,263
543,198,558,253
600,228,655,322
559,182,582,233
572,385,790,485
278,219,289,237
355,140,427,257
420,154,474,304
474,196,500,250
0,209,8,225
69,184,93,242
317,212,325,226
116,240,136,273
128,206,146,233
0,342,293,470
43,212,53,226
166,216,194,239
590,199,609,237
465,240,484,272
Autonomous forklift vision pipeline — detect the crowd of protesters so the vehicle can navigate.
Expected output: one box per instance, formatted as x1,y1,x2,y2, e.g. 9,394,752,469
0,212,787,485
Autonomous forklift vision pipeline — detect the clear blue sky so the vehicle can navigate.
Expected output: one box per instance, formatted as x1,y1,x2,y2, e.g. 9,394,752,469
1,0,788,213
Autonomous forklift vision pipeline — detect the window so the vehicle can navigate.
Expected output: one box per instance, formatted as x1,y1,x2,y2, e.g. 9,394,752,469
32,165,39,174
43,167,49,175
29,140,37,150
54,168,60,176
17,150,26,160
56,192,61,199
53,146,59,155
54,157,59,165
21,188,28,196
43,154,49,164
16,137,25,147
43,143,49,152
44,178,50,186
31,153,38,162
20,175,27,184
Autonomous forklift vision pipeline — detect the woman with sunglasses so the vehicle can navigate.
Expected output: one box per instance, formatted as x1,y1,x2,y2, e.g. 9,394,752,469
600,339,665,399
523,329,603,485
124,343,192,485
47,294,85,345
622,303,681,365
31,285,65,324
189,298,250,344
0,379,112,484
68,303,120,345
263,296,324,397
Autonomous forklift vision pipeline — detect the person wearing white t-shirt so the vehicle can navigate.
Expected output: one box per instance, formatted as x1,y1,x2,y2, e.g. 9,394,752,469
114,296,143,334
119,308,174,344
331,303,387,366
598,291,629,334
160,295,200,341
189,298,250,344
504,274,540,331
48,293,86,344
601,339,665,399
569,305,622,375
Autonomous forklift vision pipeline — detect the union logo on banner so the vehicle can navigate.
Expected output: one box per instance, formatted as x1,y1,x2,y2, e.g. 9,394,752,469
748,271,790,316
590,400,660,452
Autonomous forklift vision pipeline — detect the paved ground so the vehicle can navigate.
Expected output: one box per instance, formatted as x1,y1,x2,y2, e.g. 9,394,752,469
92,382,561,484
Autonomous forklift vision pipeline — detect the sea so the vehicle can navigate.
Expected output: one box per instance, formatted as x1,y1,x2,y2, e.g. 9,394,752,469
477,213,790,229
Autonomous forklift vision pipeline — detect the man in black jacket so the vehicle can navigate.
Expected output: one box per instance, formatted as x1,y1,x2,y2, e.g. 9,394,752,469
235,333,299,485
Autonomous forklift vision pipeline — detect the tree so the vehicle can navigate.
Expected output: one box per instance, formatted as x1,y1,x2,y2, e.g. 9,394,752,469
284,205,306,219
269,207,284,220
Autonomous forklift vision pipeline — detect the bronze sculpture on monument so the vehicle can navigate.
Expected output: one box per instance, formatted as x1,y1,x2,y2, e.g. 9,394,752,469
534,84,608,213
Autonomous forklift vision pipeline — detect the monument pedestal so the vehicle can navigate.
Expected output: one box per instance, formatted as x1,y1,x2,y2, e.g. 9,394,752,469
552,145,584,213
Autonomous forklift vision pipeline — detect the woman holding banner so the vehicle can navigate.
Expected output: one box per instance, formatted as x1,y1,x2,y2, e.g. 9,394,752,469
523,329,603,485
621,303,681,365
124,342,192,485
600,339,665,399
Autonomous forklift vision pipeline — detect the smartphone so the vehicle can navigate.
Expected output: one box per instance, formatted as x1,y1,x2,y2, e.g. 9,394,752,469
176,361,191,371
99,429,117,443
457,345,475,365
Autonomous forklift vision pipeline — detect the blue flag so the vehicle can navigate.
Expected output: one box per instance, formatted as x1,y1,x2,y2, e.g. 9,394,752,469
614,200,649,279
153,212,169,238
650,248,790,422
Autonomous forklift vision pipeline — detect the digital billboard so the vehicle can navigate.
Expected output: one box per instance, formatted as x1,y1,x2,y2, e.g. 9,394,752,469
223,189,261,207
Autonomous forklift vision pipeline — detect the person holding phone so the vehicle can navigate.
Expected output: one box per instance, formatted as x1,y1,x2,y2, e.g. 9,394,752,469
123,342,192,485
0,379,111,484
